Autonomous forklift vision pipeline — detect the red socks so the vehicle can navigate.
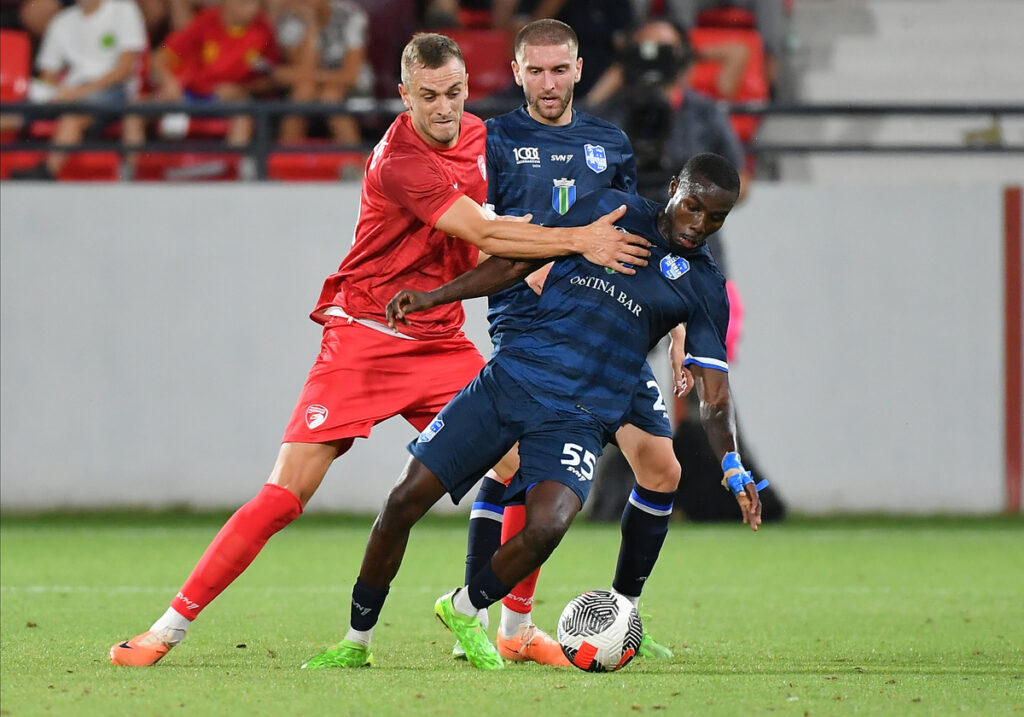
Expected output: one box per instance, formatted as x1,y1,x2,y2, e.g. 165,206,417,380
171,483,302,620
500,503,540,613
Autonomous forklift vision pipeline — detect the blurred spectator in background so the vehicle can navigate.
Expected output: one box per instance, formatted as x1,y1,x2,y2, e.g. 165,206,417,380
630,0,783,90
151,0,278,146
584,17,751,104
10,0,147,180
273,0,372,144
592,20,748,201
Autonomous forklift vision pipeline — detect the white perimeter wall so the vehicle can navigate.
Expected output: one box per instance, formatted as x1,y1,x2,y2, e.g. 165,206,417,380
0,183,1014,514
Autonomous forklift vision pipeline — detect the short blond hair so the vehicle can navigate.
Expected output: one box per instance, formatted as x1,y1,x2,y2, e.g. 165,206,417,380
514,19,578,62
401,33,465,86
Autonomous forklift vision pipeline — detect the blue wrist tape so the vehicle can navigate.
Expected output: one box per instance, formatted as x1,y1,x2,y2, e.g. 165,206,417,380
721,452,744,474
721,452,756,495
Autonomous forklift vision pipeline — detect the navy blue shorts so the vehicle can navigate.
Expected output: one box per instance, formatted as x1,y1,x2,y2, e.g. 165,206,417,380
615,361,672,438
408,362,606,507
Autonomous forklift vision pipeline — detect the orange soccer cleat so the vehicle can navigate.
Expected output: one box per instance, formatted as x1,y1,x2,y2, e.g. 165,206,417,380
496,623,571,666
109,630,175,666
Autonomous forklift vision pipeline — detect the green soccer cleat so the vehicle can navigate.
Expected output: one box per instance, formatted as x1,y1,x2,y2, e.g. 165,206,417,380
434,590,503,670
637,614,674,659
300,639,373,669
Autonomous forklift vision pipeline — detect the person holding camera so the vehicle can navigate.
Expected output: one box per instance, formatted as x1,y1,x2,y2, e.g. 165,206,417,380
590,19,748,206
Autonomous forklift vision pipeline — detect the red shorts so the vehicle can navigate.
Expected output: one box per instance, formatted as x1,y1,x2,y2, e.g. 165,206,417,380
282,316,486,444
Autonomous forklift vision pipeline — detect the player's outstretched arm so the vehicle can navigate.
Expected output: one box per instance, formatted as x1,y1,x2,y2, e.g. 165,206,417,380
434,198,651,275
690,365,762,531
386,256,544,328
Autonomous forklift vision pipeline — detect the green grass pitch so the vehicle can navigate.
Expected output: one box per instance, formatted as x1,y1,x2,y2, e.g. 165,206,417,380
1,512,1022,716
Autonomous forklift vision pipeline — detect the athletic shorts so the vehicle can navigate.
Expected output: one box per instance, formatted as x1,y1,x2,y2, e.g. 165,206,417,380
616,361,673,439
282,316,486,444
409,362,606,507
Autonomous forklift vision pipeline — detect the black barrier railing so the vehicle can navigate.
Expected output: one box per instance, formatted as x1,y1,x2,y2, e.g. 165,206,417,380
2,99,1022,179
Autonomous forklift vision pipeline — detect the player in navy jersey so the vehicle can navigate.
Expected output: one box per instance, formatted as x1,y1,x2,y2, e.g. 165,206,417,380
320,153,762,670
458,18,688,664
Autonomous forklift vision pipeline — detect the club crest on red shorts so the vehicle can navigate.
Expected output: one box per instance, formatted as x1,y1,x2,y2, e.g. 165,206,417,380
306,404,328,429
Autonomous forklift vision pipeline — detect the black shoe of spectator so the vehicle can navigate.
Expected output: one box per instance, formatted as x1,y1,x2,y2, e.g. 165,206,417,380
10,163,56,181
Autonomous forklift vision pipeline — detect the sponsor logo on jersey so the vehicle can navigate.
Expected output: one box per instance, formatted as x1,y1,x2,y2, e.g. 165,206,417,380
552,178,576,214
418,417,445,442
569,275,643,316
584,144,607,173
659,254,691,280
513,146,541,165
306,404,328,429
551,153,573,162
477,154,487,180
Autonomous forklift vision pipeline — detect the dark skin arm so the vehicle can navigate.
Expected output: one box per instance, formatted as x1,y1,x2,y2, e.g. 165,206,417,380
690,364,762,531
386,256,546,328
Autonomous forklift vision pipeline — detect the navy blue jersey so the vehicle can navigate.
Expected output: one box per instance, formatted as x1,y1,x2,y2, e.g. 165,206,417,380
493,189,729,430
484,106,637,347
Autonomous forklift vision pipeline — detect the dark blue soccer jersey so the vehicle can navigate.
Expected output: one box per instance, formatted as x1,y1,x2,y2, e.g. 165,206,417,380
484,106,637,347
493,189,730,430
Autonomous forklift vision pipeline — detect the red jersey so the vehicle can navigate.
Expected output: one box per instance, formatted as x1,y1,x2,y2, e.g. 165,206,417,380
312,112,488,340
162,7,277,96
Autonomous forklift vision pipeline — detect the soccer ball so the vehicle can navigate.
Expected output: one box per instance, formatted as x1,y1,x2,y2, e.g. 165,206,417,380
557,590,643,672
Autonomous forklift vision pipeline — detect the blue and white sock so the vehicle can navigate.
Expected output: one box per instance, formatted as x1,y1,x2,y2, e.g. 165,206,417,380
612,483,674,598
464,472,505,584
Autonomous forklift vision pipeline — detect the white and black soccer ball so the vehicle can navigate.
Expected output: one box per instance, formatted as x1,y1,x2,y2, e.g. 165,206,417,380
557,590,643,672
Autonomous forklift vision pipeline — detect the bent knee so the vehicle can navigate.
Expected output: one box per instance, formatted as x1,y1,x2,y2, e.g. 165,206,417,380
634,455,681,493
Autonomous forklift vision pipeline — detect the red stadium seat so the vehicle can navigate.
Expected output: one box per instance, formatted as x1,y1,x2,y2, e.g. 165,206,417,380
430,29,514,98
688,27,769,144
457,8,493,29
267,151,367,181
134,152,240,181
696,6,757,30
0,150,46,179
58,152,120,181
0,29,31,102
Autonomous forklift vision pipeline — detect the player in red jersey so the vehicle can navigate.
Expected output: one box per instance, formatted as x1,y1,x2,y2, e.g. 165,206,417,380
109,32,651,667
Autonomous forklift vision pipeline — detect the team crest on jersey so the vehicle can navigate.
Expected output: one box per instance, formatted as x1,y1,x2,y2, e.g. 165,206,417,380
306,404,329,429
418,417,445,443
584,144,607,173
477,154,486,180
552,178,576,215
659,254,691,280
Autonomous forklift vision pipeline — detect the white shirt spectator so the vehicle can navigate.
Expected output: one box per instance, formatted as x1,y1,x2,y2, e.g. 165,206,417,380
277,0,374,95
36,0,147,91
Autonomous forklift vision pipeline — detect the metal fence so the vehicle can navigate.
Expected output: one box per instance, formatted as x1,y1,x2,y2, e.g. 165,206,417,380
2,98,1022,179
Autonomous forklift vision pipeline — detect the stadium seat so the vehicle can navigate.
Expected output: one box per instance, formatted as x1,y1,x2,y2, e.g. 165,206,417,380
58,152,121,181
429,29,514,98
696,5,757,30
457,8,492,29
133,152,241,181
688,27,769,144
0,29,31,102
0,150,46,179
267,151,367,181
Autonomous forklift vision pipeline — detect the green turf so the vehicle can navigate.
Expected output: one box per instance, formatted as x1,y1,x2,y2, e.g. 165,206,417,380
1,513,1022,716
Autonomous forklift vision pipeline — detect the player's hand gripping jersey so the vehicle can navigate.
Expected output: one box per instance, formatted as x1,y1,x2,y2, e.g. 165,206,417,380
312,112,488,340
494,189,730,430
484,107,637,349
